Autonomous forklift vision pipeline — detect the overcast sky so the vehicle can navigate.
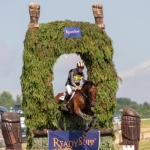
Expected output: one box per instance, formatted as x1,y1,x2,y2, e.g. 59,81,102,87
0,0,150,104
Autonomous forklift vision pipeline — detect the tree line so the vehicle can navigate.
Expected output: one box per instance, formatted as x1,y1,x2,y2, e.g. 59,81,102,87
0,91,22,110
115,97,150,118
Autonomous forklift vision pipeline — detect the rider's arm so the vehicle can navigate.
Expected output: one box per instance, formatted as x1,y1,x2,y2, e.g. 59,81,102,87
70,71,78,87
82,73,87,83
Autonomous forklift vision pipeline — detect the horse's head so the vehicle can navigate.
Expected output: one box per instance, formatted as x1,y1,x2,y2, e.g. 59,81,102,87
82,81,99,107
88,83,98,107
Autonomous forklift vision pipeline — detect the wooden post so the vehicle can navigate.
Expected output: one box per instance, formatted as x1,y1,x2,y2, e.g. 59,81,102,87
28,3,40,28
92,4,105,29
1,112,22,150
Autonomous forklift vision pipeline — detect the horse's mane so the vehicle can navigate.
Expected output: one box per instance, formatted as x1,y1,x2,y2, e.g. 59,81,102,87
82,80,95,87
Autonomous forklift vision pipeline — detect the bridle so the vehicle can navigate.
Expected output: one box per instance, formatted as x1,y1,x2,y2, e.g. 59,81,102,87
78,85,97,106
88,86,97,106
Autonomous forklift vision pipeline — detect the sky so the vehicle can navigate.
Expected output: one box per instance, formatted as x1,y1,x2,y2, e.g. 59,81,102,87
0,0,150,104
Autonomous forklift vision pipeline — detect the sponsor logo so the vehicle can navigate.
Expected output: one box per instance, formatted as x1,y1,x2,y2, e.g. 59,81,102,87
48,130,100,150
53,137,97,149
64,27,82,38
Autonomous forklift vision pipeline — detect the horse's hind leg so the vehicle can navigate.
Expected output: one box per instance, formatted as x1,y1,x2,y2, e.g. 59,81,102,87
75,108,89,131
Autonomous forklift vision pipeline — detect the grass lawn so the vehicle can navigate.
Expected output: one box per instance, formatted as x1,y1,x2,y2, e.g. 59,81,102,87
139,140,150,150
141,119,150,128
114,140,150,150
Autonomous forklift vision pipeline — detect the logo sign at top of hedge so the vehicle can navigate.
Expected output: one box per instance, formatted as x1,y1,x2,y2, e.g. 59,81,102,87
64,27,82,38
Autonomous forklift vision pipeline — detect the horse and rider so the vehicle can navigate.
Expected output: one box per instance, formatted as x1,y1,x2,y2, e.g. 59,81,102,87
55,61,99,131
64,61,86,108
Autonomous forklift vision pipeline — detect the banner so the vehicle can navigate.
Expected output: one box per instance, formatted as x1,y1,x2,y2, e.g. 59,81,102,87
48,130,100,150
64,27,82,38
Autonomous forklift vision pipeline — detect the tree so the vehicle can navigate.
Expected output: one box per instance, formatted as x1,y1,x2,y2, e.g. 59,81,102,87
15,94,22,104
116,97,150,118
0,91,15,109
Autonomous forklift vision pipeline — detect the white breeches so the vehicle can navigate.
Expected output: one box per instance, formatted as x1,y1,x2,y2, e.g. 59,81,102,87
66,84,76,95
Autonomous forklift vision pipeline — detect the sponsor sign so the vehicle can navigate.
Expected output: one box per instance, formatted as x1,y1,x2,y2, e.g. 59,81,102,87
64,27,82,38
48,130,100,150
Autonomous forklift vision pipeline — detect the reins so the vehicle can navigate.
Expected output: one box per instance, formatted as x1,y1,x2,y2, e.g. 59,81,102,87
77,87,96,105
72,81,98,107
79,90,88,99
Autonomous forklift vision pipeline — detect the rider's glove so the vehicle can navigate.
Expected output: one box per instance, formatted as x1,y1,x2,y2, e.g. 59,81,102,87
76,86,82,90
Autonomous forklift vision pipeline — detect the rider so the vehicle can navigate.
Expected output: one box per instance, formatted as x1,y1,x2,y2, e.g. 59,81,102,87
64,61,86,103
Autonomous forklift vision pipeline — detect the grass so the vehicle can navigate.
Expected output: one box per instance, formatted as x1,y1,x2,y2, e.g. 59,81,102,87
141,119,150,128
139,140,150,150
114,140,150,150
22,143,26,150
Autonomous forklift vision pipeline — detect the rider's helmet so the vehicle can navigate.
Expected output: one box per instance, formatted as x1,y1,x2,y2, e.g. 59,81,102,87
77,62,84,68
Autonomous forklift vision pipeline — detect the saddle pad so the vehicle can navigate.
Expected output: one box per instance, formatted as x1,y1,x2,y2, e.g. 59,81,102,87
59,96,65,100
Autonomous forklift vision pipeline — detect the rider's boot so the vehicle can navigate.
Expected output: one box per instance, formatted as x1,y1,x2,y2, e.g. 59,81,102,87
63,93,70,111
64,92,70,103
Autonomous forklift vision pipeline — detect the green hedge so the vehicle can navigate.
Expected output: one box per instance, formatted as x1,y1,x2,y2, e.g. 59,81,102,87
21,20,120,149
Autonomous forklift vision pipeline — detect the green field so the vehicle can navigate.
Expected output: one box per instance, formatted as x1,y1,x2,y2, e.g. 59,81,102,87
141,119,150,128
114,140,150,150
139,140,150,150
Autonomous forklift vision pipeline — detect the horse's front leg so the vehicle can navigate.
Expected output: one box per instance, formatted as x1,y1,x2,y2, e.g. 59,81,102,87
75,108,89,131
88,109,97,129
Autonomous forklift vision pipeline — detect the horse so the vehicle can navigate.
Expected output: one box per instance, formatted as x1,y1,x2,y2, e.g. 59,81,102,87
55,81,99,132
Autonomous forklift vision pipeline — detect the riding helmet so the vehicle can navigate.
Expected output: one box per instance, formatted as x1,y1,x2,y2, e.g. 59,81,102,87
77,62,84,68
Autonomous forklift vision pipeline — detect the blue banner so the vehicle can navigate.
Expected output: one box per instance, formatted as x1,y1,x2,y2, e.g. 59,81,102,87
48,130,100,150
64,27,82,38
